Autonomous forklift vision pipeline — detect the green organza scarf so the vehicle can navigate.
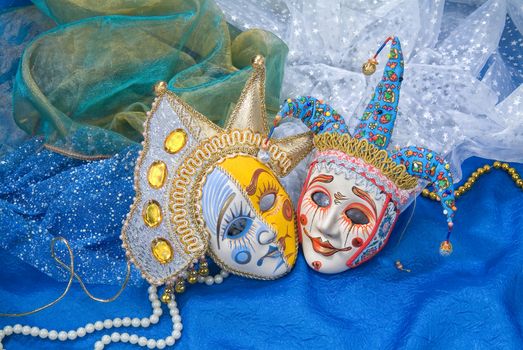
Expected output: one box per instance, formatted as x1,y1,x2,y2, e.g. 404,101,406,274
14,0,288,157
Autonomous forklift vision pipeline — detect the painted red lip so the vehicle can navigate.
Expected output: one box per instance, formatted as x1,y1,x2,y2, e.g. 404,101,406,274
303,228,352,257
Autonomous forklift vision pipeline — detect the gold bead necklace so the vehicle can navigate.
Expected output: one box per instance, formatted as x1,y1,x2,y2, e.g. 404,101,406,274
421,161,523,201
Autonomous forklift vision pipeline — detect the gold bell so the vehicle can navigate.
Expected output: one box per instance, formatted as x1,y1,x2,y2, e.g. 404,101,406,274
439,240,453,256
198,261,209,277
362,58,378,75
174,280,186,294
161,286,173,304
187,269,198,284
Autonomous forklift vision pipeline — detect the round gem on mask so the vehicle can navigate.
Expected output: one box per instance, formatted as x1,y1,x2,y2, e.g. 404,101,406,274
151,238,174,264
147,161,167,189
143,200,162,227
257,149,270,163
234,250,252,265
164,129,187,154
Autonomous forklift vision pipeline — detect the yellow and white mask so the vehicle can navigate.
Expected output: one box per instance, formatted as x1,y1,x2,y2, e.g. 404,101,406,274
121,56,313,288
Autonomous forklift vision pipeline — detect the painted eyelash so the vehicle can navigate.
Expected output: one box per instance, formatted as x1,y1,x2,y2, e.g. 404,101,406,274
221,201,257,251
256,180,279,199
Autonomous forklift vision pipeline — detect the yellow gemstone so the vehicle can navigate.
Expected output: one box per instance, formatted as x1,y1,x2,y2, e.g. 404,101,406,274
164,129,187,154
147,161,167,189
143,200,162,227
151,238,174,264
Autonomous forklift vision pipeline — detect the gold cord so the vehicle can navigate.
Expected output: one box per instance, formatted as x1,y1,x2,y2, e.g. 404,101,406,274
0,237,130,317
44,144,112,161
422,161,523,201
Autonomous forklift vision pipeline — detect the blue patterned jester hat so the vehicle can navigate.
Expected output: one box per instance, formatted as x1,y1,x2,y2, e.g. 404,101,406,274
273,36,456,256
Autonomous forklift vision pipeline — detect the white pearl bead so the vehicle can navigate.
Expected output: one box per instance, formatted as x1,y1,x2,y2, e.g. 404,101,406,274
173,315,182,323
165,336,175,346
111,332,120,342
129,334,139,344
131,318,141,327
77,327,86,337
205,276,214,285
58,331,68,341
220,270,229,278
120,332,130,342
148,285,157,294
168,301,177,308
173,330,182,339
122,317,132,327
152,300,161,309
30,326,40,337
67,330,77,340
157,339,166,349
174,322,183,331
197,276,205,283
94,321,104,331
214,275,223,284
138,336,148,346
3,326,13,336
140,318,150,327
48,330,58,340
39,328,48,339
85,323,95,333
147,339,156,349
13,324,22,334
149,293,158,302
153,308,163,317
113,318,122,327
101,334,111,344
170,308,179,316
150,315,159,324
103,319,113,329
22,326,31,335
94,341,104,350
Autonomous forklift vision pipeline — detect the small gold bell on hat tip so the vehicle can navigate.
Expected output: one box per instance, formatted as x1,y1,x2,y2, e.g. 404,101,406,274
161,286,173,304
362,58,378,75
154,81,168,96
175,280,186,293
251,55,265,68
439,240,453,256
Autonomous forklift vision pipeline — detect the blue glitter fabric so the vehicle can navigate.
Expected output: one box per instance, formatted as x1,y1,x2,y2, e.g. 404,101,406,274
0,156,522,350
0,138,142,286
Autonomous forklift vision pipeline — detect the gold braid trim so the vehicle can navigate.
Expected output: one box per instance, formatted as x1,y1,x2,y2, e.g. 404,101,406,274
169,129,295,254
314,133,418,190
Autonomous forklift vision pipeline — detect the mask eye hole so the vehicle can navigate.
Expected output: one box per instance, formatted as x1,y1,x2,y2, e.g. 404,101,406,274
345,208,369,225
225,216,253,239
311,191,330,207
259,192,276,212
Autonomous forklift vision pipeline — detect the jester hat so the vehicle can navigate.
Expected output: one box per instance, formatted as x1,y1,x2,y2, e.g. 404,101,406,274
276,37,456,264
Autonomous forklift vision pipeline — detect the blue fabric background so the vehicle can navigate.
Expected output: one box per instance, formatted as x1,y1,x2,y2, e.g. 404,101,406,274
0,147,522,349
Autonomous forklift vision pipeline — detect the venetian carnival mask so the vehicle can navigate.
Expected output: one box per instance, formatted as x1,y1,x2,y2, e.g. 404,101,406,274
121,56,313,290
277,37,457,274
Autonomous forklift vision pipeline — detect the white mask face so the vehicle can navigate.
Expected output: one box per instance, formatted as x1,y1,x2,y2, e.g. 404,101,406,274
201,155,297,279
298,163,396,274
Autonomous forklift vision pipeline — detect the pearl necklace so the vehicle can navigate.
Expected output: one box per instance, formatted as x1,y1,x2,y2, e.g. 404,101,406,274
0,270,229,349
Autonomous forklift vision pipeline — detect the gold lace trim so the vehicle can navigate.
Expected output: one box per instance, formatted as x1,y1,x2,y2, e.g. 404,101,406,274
314,133,418,190
169,129,296,255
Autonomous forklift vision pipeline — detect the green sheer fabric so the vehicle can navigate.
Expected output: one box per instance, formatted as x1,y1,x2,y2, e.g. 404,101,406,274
14,0,288,156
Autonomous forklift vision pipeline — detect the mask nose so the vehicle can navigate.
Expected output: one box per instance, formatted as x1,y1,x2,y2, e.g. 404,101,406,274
316,208,340,241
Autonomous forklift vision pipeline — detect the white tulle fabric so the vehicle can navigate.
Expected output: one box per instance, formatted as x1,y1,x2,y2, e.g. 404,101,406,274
217,0,523,181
